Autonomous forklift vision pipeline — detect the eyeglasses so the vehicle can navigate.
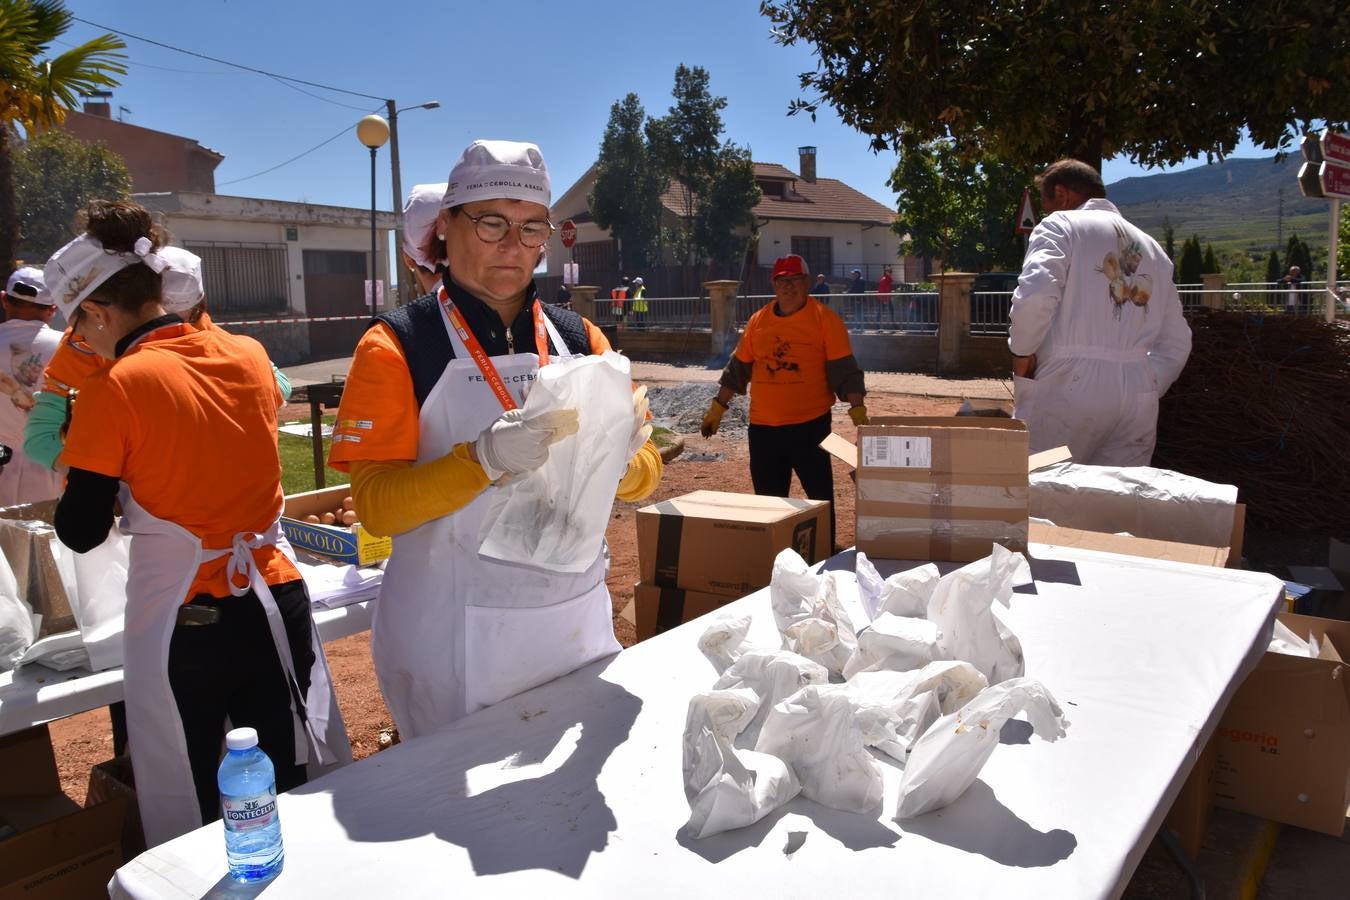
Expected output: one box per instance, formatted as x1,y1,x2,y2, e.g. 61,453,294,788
462,212,554,249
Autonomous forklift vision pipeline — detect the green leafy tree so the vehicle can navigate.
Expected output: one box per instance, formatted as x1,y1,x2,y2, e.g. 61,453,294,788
13,129,129,259
759,1,1349,170
1161,217,1175,261
890,140,1027,271
1339,205,1349,281
696,144,760,264
1284,233,1313,277
1265,249,1282,283
1178,236,1203,285
0,0,124,271
588,93,666,272
1201,243,1219,275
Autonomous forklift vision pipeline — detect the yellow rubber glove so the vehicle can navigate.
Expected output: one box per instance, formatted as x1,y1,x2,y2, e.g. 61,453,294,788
700,398,726,438
848,405,869,427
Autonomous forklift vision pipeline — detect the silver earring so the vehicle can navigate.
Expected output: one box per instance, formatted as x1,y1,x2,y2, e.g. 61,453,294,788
436,233,446,240
97,323,105,331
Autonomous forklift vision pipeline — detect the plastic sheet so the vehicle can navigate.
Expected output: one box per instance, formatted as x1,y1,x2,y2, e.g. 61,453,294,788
682,688,801,838
478,352,634,572
895,677,1069,819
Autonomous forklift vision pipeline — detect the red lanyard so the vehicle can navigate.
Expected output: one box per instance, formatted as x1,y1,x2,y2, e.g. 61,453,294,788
439,287,551,411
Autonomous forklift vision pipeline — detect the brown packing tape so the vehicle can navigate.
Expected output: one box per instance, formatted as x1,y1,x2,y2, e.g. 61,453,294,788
858,480,1028,510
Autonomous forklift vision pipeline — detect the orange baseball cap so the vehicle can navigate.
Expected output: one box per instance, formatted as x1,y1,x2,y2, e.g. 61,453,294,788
772,254,809,279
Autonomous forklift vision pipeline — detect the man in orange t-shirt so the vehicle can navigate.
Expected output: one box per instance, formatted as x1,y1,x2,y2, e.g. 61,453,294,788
701,254,867,544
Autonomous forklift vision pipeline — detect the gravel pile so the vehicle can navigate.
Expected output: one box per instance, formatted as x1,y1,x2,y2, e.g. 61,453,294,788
648,382,748,438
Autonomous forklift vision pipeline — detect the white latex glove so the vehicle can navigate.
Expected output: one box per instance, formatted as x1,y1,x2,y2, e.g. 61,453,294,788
475,408,580,481
627,384,653,459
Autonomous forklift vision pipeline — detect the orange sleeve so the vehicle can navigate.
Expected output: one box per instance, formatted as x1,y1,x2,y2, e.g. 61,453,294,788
822,306,854,360
328,324,420,471
59,375,132,478
42,333,107,394
584,318,612,354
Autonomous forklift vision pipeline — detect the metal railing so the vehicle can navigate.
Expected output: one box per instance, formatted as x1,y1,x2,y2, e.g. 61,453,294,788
971,291,1013,335
593,296,710,329
733,291,940,333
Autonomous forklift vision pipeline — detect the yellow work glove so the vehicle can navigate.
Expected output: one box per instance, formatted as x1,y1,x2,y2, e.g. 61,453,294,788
848,405,869,427
700,397,727,438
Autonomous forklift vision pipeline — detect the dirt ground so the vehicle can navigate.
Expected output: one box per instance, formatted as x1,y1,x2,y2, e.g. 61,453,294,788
47,385,959,804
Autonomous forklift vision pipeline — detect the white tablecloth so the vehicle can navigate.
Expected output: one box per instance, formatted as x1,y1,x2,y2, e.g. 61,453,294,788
110,545,1282,900
0,600,375,736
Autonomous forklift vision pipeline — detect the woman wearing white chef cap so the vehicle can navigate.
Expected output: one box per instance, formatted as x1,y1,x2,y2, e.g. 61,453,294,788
402,182,448,297
47,199,349,846
329,140,664,739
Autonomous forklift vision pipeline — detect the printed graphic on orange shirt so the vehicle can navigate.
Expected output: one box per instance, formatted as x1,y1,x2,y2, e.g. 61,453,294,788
1098,223,1152,319
764,336,801,378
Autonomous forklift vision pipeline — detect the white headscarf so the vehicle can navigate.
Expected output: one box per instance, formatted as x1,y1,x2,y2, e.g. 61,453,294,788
45,234,203,318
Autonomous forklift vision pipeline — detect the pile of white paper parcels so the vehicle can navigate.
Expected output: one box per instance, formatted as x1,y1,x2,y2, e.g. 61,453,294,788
683,544,1070,838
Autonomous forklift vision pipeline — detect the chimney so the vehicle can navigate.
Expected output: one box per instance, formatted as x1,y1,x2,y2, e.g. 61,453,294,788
82,90,113,118
798,146,817,183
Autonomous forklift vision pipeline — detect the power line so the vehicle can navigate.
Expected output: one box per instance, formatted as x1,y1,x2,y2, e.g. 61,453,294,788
217,110,381,187
265,74,374,112
72,16,387,102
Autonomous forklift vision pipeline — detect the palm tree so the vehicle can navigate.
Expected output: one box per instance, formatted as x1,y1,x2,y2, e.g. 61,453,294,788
1,0,125,272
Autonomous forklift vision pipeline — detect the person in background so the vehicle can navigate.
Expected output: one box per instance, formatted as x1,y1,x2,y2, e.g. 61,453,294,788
554,282,572,309
328,140,662,740
404,182,449,298
810,273,831,303
1279,265,1304,316
847,268,864,296
1008,159,1192,466
700,254,866,546
877,264,894,324
630,275,648,325
0,267,63,505
610,277,629,322
47,199,349,847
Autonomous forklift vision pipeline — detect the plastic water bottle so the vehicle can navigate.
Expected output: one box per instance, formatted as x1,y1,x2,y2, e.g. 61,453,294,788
217,727,284,882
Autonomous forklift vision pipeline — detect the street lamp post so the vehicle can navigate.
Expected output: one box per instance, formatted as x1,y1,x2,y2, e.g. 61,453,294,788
386,99,440,304
356,114,390,317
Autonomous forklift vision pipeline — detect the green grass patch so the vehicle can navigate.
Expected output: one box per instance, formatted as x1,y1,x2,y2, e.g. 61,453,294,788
650,425,676,448
277,415,347,495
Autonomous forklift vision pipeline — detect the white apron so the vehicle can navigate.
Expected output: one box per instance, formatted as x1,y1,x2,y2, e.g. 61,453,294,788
118,486,350,847
372,298,621,740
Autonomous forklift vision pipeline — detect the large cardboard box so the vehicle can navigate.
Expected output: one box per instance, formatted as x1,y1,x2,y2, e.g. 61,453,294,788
1212,612,1350,836
631,582,739,641
1028,522,1230,568
855,417,1029,563
636,491,830,597
281,485,392,566
0,725,127,900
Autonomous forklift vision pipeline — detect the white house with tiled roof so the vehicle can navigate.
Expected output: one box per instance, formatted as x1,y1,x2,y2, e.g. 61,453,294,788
546,147,916,288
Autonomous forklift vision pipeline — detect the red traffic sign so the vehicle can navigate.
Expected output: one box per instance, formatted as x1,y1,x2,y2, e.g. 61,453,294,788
1320,160,1350,200
1320,129,1350,166
559,219,577,249
1014,188,1037,234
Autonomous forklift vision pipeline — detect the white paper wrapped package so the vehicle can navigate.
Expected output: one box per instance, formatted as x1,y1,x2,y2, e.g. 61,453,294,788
478,352,634,572
713,648,828,748
841,612,941,679
782,571,859,677
846,661,989,760
683,688,801,838
927,544,1027,685
769,547,819,637
697,612,757,675
856,552,940,621
755,684,893,812
1029,462,1237,548
895,677,1069,819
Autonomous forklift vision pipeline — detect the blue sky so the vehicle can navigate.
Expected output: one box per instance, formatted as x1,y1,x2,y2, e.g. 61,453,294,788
63,0,1264,214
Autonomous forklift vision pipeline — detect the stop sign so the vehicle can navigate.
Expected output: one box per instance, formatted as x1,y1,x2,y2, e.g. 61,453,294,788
560,219,577,249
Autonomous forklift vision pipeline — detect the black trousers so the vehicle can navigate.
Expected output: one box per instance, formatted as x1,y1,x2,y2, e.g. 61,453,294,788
747,411,836,545
164,579,316,825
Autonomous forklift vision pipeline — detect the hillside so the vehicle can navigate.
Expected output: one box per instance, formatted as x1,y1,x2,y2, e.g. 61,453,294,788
1107,155,1332,256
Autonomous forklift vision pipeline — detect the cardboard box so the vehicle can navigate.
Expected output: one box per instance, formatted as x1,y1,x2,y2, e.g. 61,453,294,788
636,491,830,597
855,417,1029,563
0,725,127,900
1028,522,1230,568
631,582,740,641
1164,735,1219,858
85,758,144,863
281,485,392,566
1212,612,1350,836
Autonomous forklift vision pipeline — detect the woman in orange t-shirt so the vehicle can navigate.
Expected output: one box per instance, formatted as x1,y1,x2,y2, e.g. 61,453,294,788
46,200,349,846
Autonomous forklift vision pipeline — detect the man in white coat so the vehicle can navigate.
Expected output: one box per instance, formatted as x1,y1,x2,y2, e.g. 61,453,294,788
1008,159,1192,466
0,267,63,506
